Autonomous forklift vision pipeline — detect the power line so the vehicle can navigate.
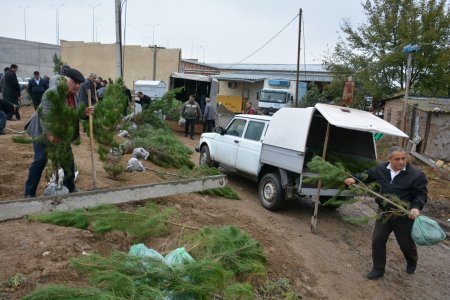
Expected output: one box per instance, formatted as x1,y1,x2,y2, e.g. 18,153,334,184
223,13,299,69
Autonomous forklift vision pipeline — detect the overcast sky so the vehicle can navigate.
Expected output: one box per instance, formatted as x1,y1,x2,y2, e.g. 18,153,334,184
0,0,367,64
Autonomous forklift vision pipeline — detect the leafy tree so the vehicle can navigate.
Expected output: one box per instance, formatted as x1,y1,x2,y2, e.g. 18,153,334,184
301,82,327,107
52,53,65,74
324,0,450,104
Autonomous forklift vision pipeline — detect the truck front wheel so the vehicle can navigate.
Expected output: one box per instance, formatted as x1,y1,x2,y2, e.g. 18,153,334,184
199,145,219,168
259,172,284,211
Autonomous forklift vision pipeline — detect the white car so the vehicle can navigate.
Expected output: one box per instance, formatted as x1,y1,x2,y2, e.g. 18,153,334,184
197,114,271,178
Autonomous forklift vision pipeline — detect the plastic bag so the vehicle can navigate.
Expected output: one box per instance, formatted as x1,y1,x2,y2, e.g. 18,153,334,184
411,216,446,246
128,243,165,261
132,147,150,160
43,182,69,196
178,117,186,127
118,130,129,137
164,247,195,267
127,157,144,172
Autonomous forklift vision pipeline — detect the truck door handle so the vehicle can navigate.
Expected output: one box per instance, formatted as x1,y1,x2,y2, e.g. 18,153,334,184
234,140,239,143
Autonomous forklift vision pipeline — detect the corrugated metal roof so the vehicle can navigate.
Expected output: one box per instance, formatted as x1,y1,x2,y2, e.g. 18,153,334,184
170,72,211,82
208,63,326,72
211,73,333,83
406,97,450,113
211,74,268,82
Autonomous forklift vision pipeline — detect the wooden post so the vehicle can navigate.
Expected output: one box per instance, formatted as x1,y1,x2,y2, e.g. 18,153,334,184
311,122,330,233
87,89,97,189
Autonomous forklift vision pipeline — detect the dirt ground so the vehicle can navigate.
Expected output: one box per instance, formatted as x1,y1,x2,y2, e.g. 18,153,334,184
0,105,449,299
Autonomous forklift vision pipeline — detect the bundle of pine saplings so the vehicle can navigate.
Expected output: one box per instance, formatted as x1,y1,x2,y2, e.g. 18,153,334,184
22,225,264,299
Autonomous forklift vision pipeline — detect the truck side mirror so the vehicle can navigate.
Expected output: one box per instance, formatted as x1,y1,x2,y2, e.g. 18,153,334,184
290,96,294,103
215,127,225,135
256,92,259,100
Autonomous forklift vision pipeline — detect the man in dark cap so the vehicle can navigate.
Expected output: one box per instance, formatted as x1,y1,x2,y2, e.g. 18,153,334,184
24,68,94,197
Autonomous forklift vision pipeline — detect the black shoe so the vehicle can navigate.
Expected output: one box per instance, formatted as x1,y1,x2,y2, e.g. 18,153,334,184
190,136,194,140
0,129,5,135
406,264,416,274
24,194,35,198
367,270,384,280
184,134,188,137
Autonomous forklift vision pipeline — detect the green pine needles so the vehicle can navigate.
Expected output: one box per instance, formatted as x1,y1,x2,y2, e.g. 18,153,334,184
29,202,175,242
38,80,84,180
185,226,267,277
92,78,128,179
305,156,411,216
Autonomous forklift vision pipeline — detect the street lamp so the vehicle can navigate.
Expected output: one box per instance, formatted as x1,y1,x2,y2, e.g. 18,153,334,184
95,24,101,42
89,4,101,42
148,24,159,46
199,45,206,63
165,36,174,48
18,5,31,41
51,3,64,45
190,36,197,59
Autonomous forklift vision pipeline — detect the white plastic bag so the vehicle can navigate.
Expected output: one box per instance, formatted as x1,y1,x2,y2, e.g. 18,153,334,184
132,147,150,160
43,182,69,196
118,130,129,137
127,157,144,172
178,117,186,127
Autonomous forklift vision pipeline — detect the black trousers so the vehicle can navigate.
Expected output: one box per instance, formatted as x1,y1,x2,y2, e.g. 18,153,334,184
184,118,196,137
203,119,215,133
372,215,417,272
6,97,20,120
31,95,43,110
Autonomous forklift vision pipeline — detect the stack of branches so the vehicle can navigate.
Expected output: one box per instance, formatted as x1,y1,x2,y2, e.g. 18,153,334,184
91,78,128,179
129,124,194,169
29,202,176,242
305,156,411,218
23,221,264,299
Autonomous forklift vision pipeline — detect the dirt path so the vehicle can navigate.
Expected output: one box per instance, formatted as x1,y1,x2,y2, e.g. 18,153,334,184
0,106,449,299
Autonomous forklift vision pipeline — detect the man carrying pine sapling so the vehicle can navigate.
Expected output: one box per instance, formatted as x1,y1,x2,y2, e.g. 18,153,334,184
24,68,95,197
344,146,428,279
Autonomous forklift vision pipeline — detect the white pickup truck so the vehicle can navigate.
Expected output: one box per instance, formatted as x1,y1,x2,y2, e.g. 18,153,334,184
197,103,408,211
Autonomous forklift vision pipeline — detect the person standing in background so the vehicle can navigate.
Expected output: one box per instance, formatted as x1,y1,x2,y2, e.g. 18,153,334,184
78,73,98,107
203,97,215,132
181,94,201,140
28,71,49,110
3,64,21,120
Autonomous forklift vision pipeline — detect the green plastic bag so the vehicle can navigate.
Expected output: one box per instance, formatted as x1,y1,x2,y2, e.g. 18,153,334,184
128,243,165,261
164,247,194,267
411,216,446,246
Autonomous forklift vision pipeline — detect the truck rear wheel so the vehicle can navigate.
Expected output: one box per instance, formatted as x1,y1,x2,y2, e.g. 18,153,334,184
259,172,284,211
199,145,218,168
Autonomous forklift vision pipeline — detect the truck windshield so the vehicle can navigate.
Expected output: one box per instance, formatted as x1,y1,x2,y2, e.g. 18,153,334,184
259,91,287,103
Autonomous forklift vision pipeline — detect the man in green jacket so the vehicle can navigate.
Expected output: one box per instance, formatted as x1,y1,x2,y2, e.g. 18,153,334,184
181,94,201,140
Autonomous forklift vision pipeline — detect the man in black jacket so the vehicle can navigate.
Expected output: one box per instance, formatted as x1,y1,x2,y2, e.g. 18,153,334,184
0,98,17,134
136,91,152,110
345,146,427,279
28,71,49,110
3,64,21,120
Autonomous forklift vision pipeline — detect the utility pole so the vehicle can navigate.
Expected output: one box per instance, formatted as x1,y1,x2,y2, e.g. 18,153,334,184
401,44,420,147
152,45,161,80
89,4,101,42
295,9,302,107
19,5,31,41
51,4,64,45
115,0,122,77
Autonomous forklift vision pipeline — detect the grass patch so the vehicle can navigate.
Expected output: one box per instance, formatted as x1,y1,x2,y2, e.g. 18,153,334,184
11,136,33,144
